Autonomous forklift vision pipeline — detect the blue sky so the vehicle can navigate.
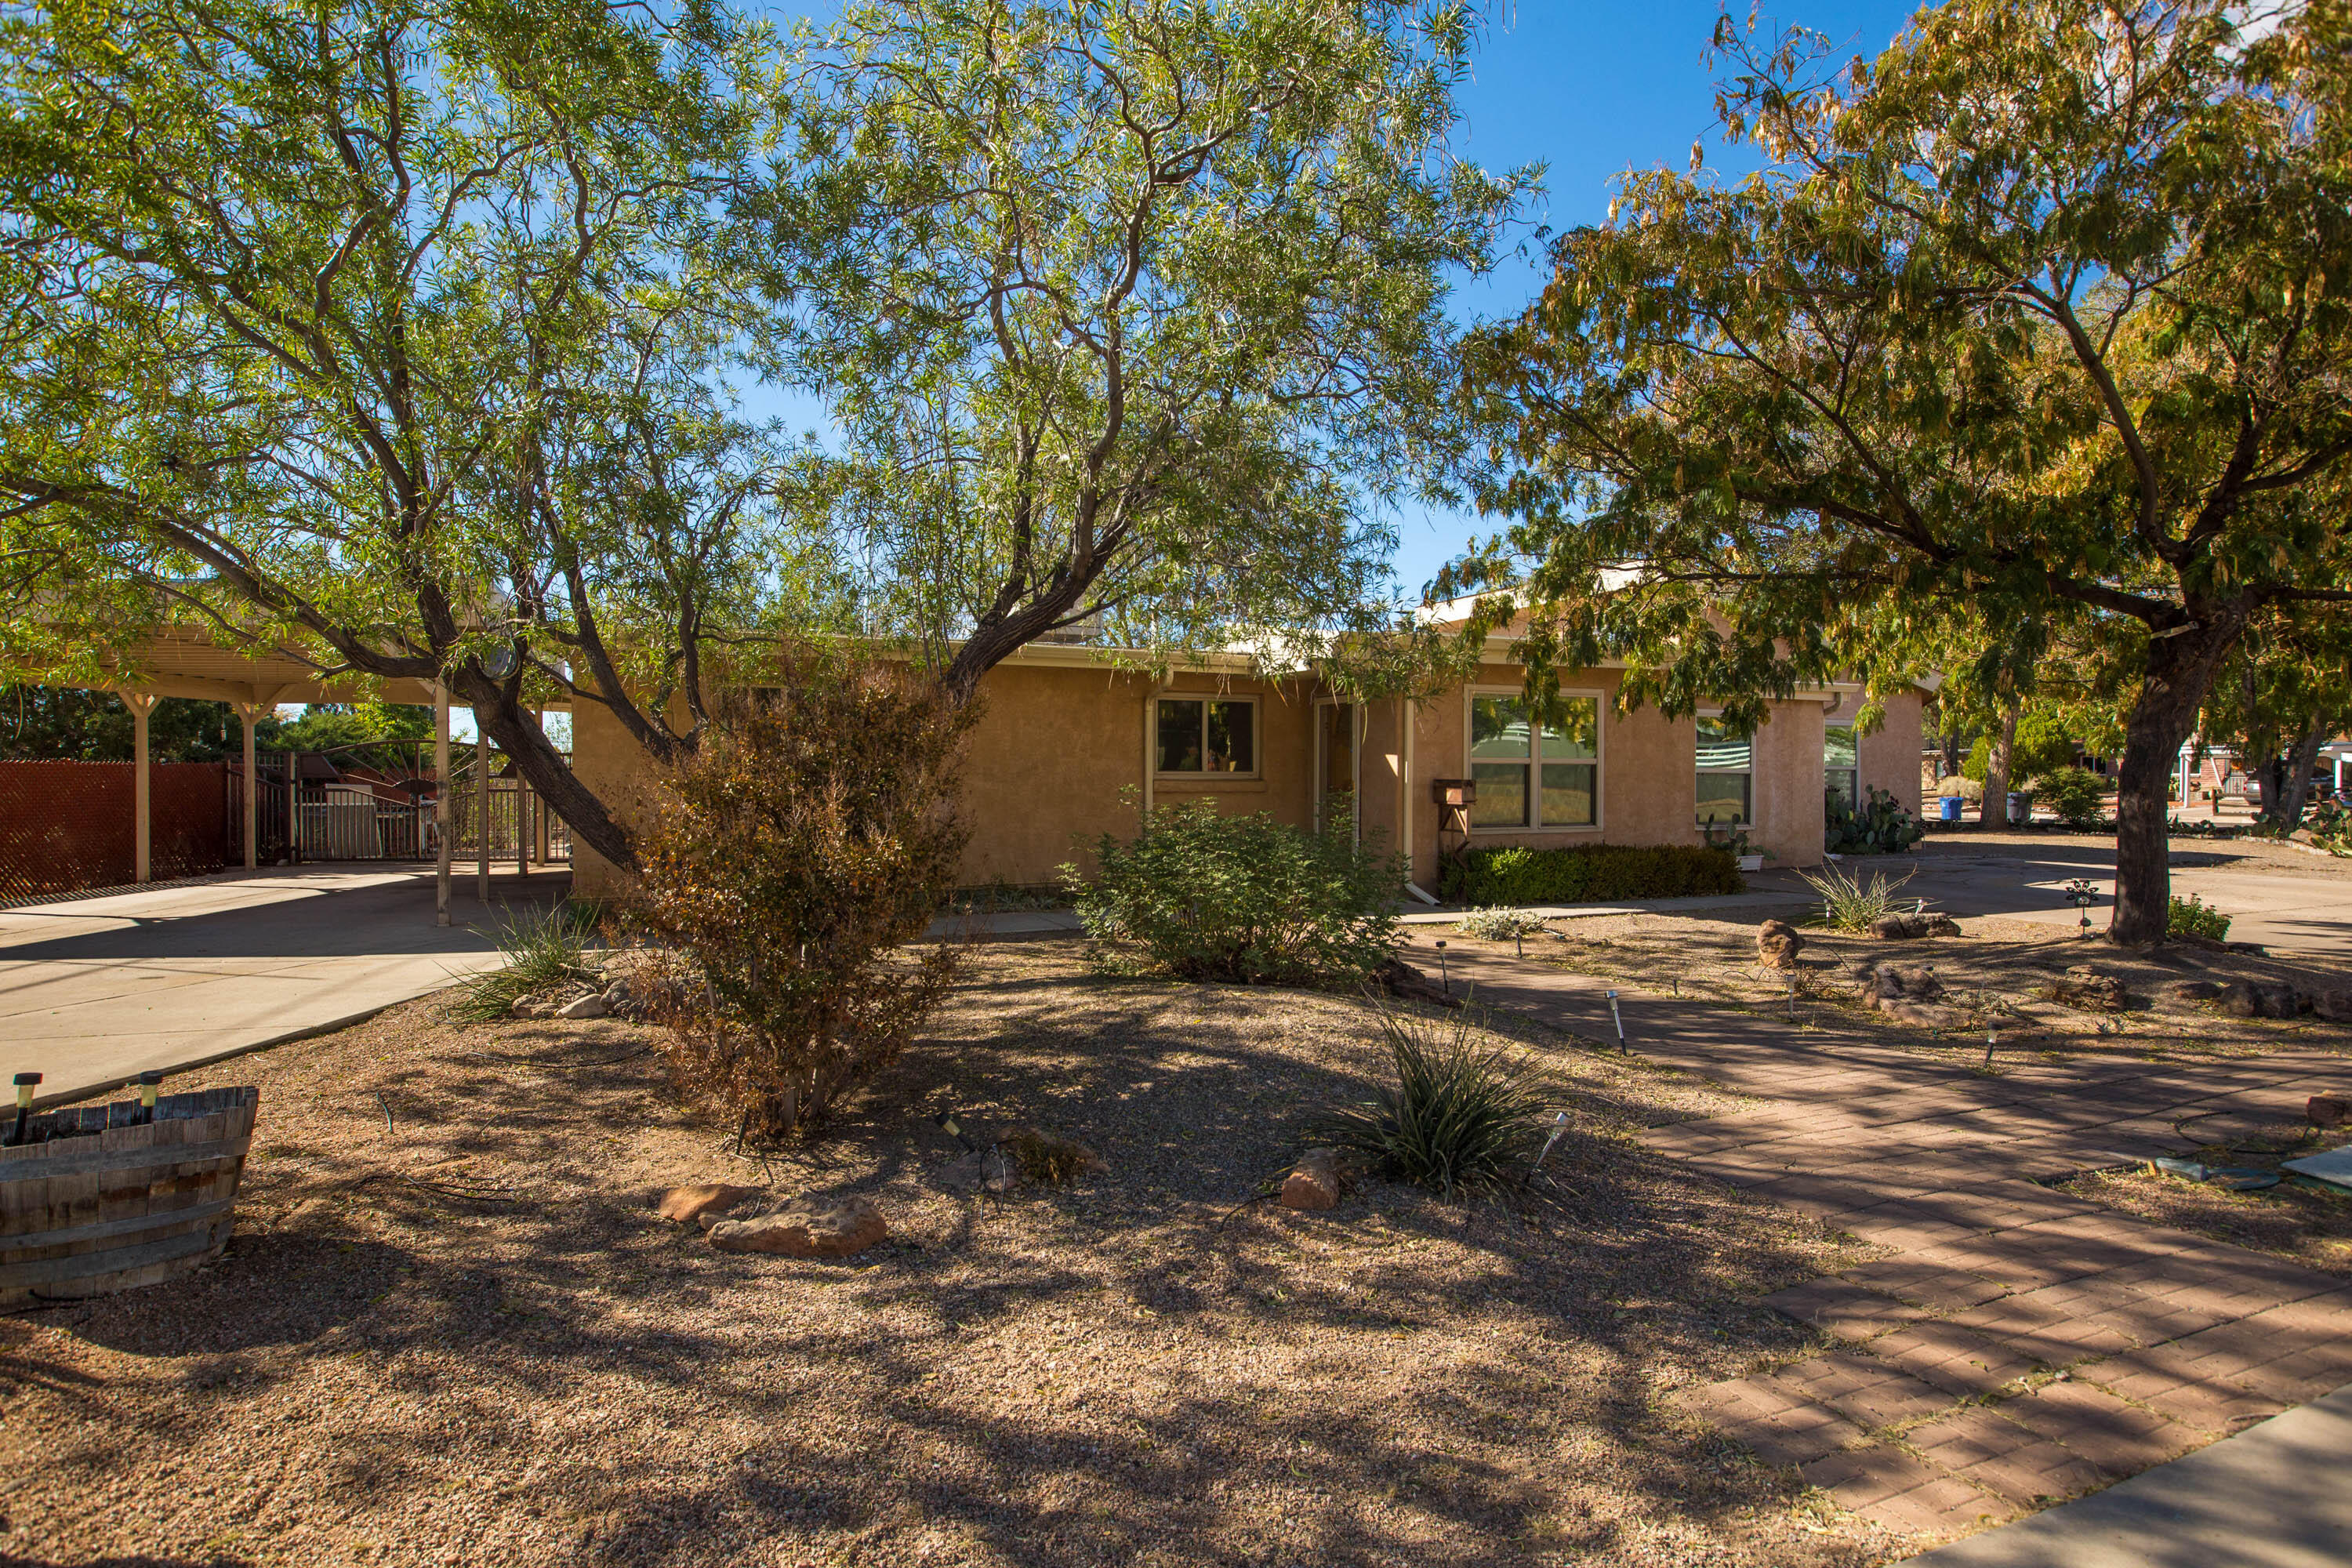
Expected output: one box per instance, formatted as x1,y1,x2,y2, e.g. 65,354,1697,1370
1385,0,1923,597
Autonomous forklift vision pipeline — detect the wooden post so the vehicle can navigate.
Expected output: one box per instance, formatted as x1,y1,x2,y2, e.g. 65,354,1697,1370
234,702,269,870
434,683,452,927
122,691,158,882
476,726,490,906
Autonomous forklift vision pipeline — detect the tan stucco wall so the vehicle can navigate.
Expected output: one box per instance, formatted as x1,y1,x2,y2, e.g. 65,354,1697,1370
1857,691,1926,817
568,658,1849,902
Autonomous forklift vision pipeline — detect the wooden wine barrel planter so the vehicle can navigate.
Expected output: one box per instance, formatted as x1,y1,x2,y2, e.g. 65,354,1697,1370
0,1087,260,1308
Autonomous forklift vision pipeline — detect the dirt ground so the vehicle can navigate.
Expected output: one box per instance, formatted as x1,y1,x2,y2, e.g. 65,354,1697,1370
5,945,1907,1568
1486,909,2351,1056
1910,826,2352,881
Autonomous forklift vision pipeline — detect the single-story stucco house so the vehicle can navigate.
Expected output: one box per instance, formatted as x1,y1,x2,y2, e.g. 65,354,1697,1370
567,617,1926,902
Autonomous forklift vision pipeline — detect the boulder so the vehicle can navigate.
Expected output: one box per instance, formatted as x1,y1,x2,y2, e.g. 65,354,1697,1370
2159,978,2225,1004
1867,912,1962,941
2048,966,2130,1013
2217,978,2303,1020
556,993,609,1021
1853,961,1960,1027
1279,1149,1345,1211
1756,919,1805,972
935,1145,1024,1194
2309,1095,2350,1129
1374,956,1461,1008
707,1196,889,1258
2307,990,2352,1025
655,1183,763,1227
510,996,553,1019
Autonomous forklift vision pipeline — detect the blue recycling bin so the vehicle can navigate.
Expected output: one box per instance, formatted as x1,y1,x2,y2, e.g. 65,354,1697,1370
1939,796,1964,822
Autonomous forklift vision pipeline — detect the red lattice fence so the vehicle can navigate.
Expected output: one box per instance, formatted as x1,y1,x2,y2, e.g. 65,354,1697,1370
0,761,229,902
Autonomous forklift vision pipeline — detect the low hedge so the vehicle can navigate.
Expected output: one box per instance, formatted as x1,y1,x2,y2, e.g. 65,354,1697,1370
1439,842,1744,906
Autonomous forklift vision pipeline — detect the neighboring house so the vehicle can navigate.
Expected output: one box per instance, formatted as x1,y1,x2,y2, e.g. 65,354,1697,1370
565,614,1926,899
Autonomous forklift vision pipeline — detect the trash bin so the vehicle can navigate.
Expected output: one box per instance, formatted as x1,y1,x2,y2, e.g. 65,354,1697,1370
1939,796,1965,822
2007,791,2033,825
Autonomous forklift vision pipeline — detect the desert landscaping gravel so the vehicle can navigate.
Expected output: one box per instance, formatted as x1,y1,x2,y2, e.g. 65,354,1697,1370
4,943,1910,1568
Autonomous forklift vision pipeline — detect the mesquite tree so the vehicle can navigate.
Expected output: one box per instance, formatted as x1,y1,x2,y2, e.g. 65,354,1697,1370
747,0,1524,696
0,0,773,870
1459,0,2352,942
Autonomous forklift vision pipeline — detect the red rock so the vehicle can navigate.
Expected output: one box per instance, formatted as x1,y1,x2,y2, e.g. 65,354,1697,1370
707,1196,888,1258
1279,1150,1343,1211
655,1183,761,1225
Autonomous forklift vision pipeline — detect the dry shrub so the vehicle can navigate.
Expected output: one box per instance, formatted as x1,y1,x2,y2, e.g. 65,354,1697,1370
633,652,975,1140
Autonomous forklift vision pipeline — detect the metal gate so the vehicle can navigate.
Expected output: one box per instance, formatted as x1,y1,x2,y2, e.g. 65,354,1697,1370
227,745,570,866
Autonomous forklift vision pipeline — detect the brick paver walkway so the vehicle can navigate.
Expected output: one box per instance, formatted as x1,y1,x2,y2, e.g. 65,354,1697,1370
1410,935,2352,1541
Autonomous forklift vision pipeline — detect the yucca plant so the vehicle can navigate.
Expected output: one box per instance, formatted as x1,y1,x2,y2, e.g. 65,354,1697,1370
1798,861,1919,933
1308,1006,1551,1198
455,901,605,1021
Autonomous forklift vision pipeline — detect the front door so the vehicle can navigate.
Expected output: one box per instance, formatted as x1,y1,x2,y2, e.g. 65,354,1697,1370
1316,702,1357,833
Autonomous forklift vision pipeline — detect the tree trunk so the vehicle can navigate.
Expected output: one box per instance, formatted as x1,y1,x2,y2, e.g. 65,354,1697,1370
1940,728,1962,780
1978,701,2019,826
451,667,640,873
2111,619,2242,945
2277,720,2327,829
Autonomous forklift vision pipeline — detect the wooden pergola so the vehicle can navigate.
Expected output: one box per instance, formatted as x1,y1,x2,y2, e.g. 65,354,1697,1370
34,629,567,924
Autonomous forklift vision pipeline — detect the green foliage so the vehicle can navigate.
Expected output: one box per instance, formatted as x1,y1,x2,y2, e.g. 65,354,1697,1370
1799,862,1919,934
1069,801,1403,986
1439,844,1743,906
274,703,431,752
2168,895,2233,942
2032,768,2108,828
1453,0,2352,945
633,656,977,1140
754,0,1526,692
1307,1005,1550,1200
0,685,263,761
1962,713,2074,785
1824,786,1927,855
1454,907,1554,942
453,902,604,1022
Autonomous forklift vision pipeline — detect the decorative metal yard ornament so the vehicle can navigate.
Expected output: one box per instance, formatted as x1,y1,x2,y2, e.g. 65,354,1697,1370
1606,991,1627,1054
2062,878,2099,935
8,1073,38,1146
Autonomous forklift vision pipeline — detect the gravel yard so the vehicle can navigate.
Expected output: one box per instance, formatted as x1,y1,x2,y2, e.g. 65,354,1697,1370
5,943,1895,1568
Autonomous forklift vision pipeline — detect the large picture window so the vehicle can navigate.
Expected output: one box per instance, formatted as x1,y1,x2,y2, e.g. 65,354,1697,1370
1824,724,1860,808
1697,717,1753,828
1156,696,1256,775
1468,693,1599,829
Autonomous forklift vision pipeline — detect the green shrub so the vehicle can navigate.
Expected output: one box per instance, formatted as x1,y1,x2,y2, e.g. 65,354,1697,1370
1439,843,1743,905
454,900,604,1020
1824,786,1926,854
1799,860,1919,932
2168,894,2232,942
1308,1005,1551,1199
2033,768,2107,827
1456,906,1553,941
1069,800,1403,985
633,654,975,1140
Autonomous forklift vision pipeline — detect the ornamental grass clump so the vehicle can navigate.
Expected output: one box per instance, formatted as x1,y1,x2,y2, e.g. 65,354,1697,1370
1069,800,1403,985
454,900,604,1020
633,654,976,1141
1308,1006,1550,1199
1799,860,1918,933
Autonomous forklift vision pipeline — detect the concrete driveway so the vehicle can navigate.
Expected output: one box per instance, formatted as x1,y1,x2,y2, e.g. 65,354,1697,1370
1748,841,2352,960
0,866,571,1108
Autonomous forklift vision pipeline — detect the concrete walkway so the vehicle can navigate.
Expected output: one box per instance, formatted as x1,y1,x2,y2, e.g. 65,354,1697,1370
1889,1384,2352,1566
1404,932,2352,1552
0,866,569,1107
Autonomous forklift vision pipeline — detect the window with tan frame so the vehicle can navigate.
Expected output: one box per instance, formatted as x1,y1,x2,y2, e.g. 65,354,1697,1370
1467,691,1599,830
1697,715,1753,829
1155,695,1258,776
